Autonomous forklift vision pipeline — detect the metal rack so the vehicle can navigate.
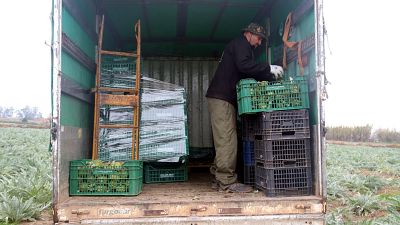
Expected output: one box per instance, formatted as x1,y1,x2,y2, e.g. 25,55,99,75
92,16,141,160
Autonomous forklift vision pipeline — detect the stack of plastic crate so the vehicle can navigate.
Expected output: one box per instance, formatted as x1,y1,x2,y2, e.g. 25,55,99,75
253,109,312,196
98,57,188,184
69,54,144,196
140,79,189,184
236,77,312,196
98,73,189,164
97,55,137,162
100,80,189,183
240,114,257,186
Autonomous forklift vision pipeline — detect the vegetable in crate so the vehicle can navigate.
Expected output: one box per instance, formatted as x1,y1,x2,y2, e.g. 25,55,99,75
74,160,132,194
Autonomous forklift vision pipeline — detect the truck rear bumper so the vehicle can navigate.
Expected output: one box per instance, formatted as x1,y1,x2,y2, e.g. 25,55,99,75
57,214,325,225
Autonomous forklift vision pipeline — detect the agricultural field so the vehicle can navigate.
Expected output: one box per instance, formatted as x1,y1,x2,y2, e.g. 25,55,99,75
0,128,52,224
0,127,399,224
326,143,400,224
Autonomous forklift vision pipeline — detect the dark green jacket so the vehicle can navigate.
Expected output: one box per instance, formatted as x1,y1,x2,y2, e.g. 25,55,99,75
206,35,274,106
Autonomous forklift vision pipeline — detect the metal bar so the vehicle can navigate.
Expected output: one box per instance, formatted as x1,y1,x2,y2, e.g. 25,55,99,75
76,214,326,225
252,0,278,23
99,94,138,106
62,33,96,73
141,0,152,38
315,0,326,198
100,50,137,57
98,87,135,93
62,0,97,43
105,0,262,8
133,20,141,160
209,0,227,40
61,75,93,104
176,0,188,40
99,124,136,129
51,0,62,222
126,37,230,44
92,15,105,160
96,0,123,49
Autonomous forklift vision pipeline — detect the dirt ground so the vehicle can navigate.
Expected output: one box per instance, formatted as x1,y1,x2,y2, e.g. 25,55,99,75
19,210,53,225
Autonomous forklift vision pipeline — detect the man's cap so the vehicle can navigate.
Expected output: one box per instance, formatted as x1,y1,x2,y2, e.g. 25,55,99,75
242,23,267,39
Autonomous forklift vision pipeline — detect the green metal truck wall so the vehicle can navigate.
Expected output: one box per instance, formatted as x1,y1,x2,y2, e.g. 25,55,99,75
101,0,277,56
270,0,298,41
61,3,96,128
62,8,95,61
61,95,92,128
59,0,317,141
61,52,94,89
268,2,317,125
284,10,317,125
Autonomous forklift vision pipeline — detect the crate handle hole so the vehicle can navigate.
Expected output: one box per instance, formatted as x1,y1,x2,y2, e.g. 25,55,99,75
282,131,295,136
284,160,296,166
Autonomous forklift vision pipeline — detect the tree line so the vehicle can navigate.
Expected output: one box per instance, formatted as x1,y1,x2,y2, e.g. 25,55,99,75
326,125,400,143
0,106,43,122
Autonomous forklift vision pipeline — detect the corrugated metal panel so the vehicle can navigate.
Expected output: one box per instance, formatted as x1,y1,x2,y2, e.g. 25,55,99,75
143,58,218,148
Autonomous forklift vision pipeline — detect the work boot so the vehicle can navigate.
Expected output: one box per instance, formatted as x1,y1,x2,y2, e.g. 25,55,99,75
211,178,218,190
219,183,253,193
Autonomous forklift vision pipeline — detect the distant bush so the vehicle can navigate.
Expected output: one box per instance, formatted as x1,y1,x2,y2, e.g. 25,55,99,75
372,129,400,143
326,125,372,142
326,125,400,143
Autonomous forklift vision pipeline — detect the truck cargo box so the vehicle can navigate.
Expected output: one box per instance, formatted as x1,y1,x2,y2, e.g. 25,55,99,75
51,0,327,224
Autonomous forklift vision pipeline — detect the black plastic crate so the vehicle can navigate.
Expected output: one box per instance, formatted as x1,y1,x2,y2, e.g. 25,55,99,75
255,162,312,197
241,114,259,141
254,137,311,168
243,141,254,166
256,109,310,140
243,165,255,186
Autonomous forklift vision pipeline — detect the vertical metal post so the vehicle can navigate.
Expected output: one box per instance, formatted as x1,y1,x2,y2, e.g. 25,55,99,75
92,15,104,159
51,0,62,222
133,20,141,160
314,0,327,198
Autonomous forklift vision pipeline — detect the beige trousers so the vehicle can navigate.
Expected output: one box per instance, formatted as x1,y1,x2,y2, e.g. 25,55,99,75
207,97,237,185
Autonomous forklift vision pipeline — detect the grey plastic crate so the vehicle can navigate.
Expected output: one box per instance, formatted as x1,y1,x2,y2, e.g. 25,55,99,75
255,162,312,197
254,137,312,168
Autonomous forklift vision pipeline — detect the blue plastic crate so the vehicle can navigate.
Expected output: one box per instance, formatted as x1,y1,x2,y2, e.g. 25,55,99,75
243,141,254,166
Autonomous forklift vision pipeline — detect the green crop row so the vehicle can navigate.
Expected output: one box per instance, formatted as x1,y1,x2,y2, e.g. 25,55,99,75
0,128,51,224
326,144,400,224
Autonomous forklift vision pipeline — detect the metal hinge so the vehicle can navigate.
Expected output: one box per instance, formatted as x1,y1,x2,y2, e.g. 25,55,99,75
51,122,58,140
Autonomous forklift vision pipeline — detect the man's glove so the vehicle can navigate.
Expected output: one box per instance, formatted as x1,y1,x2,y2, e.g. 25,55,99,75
270,65,284,80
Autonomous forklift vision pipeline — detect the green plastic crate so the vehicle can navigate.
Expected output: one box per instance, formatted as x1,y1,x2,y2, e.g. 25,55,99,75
69,160,143,196
144,162,188,183
237,77,309,115
100,55,136,89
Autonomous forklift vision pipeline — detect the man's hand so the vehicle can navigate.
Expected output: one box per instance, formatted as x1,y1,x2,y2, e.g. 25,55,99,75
270,65,284,80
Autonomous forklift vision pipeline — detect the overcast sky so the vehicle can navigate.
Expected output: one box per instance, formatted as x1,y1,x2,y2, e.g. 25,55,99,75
323,0,400,130
0,0,51,116
0,0,399,130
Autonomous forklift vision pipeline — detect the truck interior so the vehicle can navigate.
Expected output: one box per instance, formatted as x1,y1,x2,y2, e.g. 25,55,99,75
56,0,324,222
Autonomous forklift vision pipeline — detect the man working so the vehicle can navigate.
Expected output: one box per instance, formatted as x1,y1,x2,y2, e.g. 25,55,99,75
205,23,284,193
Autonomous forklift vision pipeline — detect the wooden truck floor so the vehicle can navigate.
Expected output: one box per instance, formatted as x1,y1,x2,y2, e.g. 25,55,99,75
58,170,324,223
